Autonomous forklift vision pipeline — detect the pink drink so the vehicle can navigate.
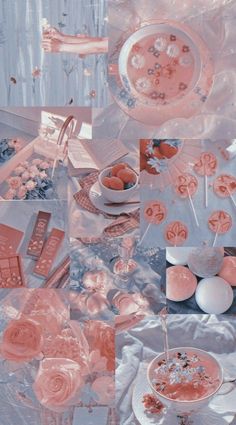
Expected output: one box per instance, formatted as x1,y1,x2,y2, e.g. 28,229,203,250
127,33,195,105
149,349,221,402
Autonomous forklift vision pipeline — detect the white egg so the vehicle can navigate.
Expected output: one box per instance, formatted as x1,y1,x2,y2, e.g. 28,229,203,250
188,247,224,278
166,247,193,265
195,277,234,314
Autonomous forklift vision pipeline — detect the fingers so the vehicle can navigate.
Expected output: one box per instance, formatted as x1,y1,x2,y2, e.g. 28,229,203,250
41,40,58,52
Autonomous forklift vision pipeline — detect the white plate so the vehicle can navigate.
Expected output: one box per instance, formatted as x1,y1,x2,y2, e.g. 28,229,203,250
132,364,235,425
89,181,139,215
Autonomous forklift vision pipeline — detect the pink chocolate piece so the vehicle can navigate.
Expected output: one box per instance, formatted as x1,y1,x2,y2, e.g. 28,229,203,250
174,173,198,198
144,200,167,224
194,152,217,177
213,174,236,198
208,210,232,234
164,221,188,246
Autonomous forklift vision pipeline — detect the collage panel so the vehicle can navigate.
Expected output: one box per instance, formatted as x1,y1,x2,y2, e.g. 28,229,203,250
0,289,115,424
140,139,236,247
0,0,108,107
166,247,236,314
1,0,236,424
115,314,236,424
68,138,140,240
69,237,166,320
94,0,236,140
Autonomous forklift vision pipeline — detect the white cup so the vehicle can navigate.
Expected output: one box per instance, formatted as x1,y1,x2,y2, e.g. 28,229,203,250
98,166,138,203
147,347,234,416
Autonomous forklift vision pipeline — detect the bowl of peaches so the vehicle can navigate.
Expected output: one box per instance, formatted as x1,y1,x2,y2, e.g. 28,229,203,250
98,162,138,203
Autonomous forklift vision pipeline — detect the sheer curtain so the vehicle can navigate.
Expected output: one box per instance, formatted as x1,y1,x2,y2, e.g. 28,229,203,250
0,0,107,106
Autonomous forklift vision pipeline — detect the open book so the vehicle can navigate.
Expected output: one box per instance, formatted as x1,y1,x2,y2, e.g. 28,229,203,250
68,138,129,172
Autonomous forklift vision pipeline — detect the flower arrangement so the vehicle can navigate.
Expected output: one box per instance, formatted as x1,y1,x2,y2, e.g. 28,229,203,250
0,290,115,413
0,138,22,164
140,139,182,174
4,158,56,200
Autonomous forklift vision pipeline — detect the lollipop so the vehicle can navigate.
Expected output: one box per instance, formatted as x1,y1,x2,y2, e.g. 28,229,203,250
174,173,199,227
208,210,232,246
194,152,217,208
164,220,188,246
213,174,236,210
140,200,167,245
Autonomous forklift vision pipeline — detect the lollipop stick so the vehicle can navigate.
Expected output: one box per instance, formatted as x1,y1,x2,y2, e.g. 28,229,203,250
212,223,220,247
212,231,218,247
204,175,208,208
187,188,199,227
229,193,236,211
139,222,151,245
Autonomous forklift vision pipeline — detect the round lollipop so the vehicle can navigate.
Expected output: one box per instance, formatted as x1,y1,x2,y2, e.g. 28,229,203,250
194,151,217,208
140,200,167,245
164,220,189,246
208,210,232,246
174,173,199,227
213,174,236,211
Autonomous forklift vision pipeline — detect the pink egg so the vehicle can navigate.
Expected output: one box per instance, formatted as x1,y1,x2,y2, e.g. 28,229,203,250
166,265,197,301
218,256,236,286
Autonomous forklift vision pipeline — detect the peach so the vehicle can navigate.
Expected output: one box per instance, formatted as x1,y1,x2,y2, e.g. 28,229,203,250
111,163,127,176
109,176,124,190
102,177,112,188
117,168,137,184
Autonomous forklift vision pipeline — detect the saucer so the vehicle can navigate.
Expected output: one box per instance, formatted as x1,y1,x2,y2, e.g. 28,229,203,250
89,181,139,215
109,20,214,126
132,364,235,425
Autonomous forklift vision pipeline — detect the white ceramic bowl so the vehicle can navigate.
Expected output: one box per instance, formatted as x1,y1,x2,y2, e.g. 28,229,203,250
98,166,138,203
147,347,224,416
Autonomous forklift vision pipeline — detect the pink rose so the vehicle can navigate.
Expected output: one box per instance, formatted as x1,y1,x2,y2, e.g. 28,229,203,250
91,376,115,405
32,159,42,166
14,166,25,176
21,171,30,182
33,358,83,412
1,318,43,362
84,321,115,372
29,165,39,174
4,189,16,200
40,161,50,170
17,186,27,199
25,180,36,191
7,176,22,190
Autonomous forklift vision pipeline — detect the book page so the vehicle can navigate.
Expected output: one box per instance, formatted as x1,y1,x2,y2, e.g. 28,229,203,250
69,139,129,170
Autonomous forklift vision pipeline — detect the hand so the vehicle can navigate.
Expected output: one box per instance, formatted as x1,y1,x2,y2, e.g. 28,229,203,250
41,38,63,53
42,26,65,42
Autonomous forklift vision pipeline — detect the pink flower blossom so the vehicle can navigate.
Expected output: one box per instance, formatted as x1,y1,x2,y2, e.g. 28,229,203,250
17,186,27,199
25,180,36,191
29,165,39,174
4,189,16,200
32,159,42,166
21,171,30,182
39,171,47,179
14,166,25,176
40,161,50,170
32,67,41,78
7,176,22,190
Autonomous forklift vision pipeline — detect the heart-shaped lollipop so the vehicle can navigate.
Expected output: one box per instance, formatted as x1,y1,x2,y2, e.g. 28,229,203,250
164,220,189,246
208,210,232,246
213,174,236,211
140,200,167,245
194,151,217,208
174,173,199,227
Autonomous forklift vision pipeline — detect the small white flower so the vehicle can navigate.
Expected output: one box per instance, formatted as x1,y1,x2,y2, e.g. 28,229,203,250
131,54,145,70
179,54,193,67
166,44,180,58
135,77,151,94
154,37,167,52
